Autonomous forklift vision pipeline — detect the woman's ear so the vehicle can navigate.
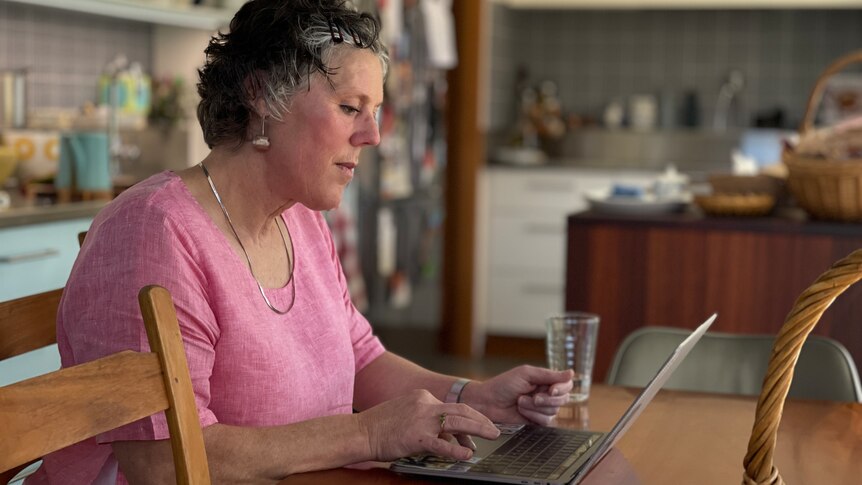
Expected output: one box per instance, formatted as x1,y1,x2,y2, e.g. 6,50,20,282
242,71,271,119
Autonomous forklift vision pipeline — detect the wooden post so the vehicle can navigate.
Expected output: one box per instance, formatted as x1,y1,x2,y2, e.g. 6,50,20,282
441,0,486,358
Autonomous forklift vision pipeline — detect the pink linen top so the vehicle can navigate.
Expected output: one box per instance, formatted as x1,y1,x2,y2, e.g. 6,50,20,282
28,171,385,484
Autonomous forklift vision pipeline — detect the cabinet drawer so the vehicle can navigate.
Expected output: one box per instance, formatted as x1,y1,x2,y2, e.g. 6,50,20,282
0,217,93,301
489,169,581,211
489,214,568,271
486,272,564,337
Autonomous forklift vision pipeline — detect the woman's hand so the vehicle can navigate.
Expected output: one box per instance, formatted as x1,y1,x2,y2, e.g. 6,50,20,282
356,389,501,462
461,365,574,425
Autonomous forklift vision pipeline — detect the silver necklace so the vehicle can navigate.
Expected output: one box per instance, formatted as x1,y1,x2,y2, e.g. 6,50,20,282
199,162,295,315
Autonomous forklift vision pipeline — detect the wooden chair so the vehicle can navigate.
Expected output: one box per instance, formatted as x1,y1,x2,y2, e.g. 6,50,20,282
0,289,62,484
0,285,211,484
0,234,78,482
0,289,62,364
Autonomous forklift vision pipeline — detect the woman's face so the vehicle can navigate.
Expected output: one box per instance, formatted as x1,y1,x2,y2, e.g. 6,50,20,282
266,48,383,211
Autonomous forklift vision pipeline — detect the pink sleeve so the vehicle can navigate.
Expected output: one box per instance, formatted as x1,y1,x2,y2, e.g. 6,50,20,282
316,212,385,372
59,201,219,443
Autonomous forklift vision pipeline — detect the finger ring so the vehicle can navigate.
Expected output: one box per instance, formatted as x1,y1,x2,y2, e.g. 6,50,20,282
439,412,447,433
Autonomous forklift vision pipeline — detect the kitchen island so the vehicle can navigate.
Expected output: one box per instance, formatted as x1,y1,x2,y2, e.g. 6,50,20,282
566,209,862,382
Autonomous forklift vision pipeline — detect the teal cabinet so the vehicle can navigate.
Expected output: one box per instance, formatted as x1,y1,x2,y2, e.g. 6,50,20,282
0,217,93,302
0,218,92,390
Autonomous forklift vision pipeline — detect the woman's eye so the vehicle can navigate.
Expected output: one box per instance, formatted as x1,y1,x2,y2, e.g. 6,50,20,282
341,105,360,115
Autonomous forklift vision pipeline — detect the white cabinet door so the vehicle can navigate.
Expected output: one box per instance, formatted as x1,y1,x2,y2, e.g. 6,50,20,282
0,218,93,301
478,166,658,337
489,213,568,272
490,169,581,211
487,270,564,337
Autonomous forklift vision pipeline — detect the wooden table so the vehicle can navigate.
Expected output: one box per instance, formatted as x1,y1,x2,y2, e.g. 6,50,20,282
279,385,862,484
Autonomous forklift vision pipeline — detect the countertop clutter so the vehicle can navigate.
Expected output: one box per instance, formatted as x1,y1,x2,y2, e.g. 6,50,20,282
0,189,107,229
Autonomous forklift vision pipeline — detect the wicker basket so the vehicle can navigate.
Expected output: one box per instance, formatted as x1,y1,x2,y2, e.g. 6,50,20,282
784,50,862,222
694,194,776,217
742,249,862,484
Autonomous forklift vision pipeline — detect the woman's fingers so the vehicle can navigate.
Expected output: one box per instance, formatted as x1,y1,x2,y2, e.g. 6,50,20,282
454,433,478,451
517,407,556,426
428,404,498,460
549,378,574,396
519,393,568,409
428,436,474,461
437,406,500,440
519,403,561,416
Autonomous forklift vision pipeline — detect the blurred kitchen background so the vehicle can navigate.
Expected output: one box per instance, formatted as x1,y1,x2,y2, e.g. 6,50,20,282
3,0,862,374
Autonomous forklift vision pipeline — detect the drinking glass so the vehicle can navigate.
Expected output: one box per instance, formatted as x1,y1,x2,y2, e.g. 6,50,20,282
546,312,600,402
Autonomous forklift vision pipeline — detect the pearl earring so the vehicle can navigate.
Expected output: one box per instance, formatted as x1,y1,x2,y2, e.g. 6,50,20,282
252,115,270,150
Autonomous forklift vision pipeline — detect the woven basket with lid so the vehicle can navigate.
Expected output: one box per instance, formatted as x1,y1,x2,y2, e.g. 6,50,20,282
742,249,862,484
784,50,862,222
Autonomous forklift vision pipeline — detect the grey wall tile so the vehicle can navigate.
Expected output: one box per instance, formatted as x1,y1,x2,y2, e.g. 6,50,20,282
0,2,153,111
491,8,862,132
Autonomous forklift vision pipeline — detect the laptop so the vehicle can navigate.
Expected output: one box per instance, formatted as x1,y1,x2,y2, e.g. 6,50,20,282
390,313,717,485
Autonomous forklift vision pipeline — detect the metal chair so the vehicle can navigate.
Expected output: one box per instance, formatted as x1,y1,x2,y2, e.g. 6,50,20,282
0,285,211,484
606,326,862,402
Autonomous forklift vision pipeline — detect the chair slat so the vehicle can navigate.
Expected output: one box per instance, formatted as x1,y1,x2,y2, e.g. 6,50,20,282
0,351,167,471
0,285,210,483
139,286,210,484
0,289,62,360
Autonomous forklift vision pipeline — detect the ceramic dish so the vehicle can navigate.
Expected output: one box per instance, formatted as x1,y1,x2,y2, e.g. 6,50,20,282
585,188,691,216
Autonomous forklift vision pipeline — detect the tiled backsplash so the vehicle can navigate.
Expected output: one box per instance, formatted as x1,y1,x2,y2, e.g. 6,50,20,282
0,2,152,111
489,7,862,133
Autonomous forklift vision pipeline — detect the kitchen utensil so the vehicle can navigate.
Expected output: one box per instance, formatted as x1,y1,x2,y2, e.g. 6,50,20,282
2,130,59,182
0,145,17,187
681,90,700,127
629,95,657,131
56,132,111,202
653,165,689,199
1,69,28,129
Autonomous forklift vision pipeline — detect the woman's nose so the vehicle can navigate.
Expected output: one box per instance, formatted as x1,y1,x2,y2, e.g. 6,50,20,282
352,112,381,147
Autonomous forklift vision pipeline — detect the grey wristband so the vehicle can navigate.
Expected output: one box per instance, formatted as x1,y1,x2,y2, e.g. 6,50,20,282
445,378,471,403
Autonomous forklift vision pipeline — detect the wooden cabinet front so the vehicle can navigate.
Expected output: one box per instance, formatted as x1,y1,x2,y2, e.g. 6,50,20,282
566,212,862,382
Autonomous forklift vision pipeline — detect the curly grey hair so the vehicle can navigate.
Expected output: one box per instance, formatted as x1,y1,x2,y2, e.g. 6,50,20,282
197,0,389,148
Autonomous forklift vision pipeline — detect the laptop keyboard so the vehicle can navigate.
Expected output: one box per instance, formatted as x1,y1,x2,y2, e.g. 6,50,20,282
470,425,602,481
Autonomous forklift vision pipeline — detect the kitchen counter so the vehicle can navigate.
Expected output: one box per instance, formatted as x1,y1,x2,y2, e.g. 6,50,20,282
0,195,107,229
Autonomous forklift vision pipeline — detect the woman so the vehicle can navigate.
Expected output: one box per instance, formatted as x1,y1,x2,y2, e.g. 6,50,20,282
33,1,573,483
